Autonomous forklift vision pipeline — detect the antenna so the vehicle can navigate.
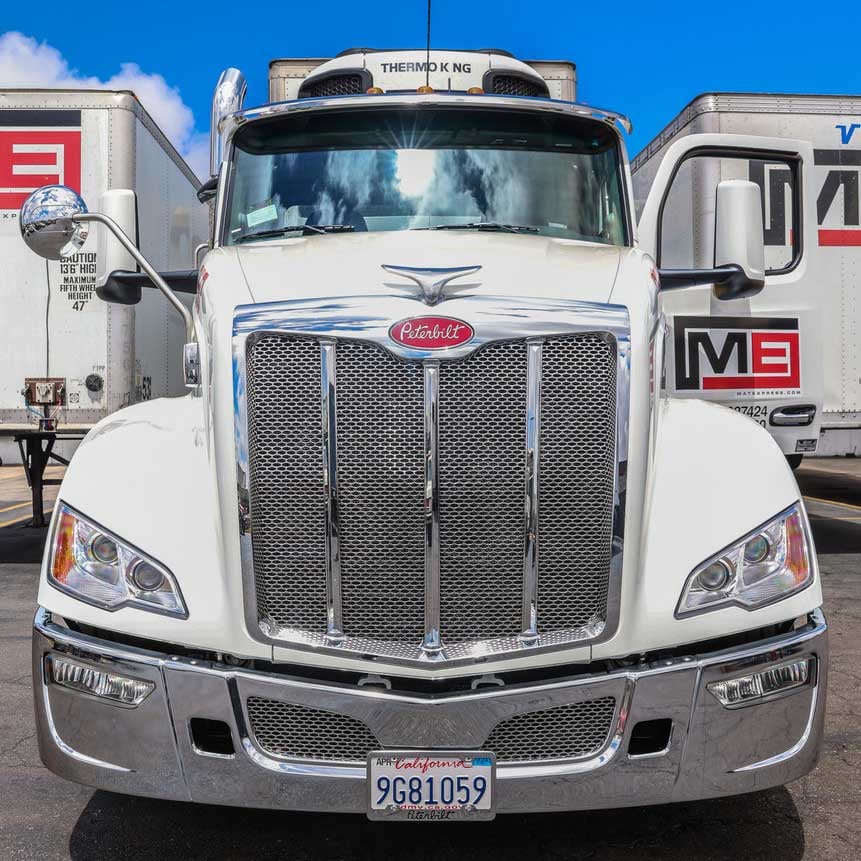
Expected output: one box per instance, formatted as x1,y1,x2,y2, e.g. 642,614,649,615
425,0,432,87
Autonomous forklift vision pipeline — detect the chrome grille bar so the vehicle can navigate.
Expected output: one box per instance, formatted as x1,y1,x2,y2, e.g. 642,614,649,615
521,340,542,644
320,341,344,642
422,361,442,655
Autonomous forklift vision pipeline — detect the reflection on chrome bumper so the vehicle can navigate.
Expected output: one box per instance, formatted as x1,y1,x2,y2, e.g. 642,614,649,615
32,608,828,813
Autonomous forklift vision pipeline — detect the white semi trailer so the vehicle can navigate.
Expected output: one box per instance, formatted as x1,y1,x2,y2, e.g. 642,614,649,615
22,51,827,819
633,92,861,459
0,89,207,521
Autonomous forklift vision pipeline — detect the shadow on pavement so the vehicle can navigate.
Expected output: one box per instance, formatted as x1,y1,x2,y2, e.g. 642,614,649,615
69,786,804,861
0,523,48,564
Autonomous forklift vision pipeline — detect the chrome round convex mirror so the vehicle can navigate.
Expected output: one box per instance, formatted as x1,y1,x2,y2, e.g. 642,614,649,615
19,185,89,260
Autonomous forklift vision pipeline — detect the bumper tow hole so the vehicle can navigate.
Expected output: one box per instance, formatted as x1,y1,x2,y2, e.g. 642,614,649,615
190,718,235,757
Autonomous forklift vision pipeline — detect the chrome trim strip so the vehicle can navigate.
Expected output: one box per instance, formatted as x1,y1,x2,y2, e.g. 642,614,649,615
232,295,632,668
320,341,344,642
731,682,819,773
520,340,542,644
422,362,442,656
39,674,130,773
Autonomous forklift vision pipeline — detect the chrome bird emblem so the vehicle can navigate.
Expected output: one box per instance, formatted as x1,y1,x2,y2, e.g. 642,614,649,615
381,264,482,305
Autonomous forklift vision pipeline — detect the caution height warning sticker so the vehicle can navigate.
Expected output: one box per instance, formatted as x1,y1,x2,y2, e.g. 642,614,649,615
59,251,98,312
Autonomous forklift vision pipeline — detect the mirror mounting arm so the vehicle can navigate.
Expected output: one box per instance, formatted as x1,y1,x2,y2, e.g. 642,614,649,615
658,265,765,300
75,212,194,340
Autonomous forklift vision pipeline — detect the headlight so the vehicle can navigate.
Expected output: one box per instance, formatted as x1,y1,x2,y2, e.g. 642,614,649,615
677,503,813,617
48,503,187,617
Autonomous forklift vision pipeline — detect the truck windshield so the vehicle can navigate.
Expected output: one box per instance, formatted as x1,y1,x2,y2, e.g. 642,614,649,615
225,106,628,246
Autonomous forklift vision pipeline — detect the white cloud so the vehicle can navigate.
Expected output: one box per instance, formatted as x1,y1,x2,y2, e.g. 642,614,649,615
0,31,208,178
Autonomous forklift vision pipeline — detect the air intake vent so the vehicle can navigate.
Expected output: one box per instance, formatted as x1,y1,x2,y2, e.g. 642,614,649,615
484,696,617,762
246,697,379,763
485,73,548,98
299,72,370,99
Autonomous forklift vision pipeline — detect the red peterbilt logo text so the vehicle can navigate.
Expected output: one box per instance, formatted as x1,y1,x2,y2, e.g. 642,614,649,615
389,316,474,349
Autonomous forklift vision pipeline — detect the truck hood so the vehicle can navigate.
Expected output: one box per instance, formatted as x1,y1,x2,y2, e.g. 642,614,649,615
232,231,622,305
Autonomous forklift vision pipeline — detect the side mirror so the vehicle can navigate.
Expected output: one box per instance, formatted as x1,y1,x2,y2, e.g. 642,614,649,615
657,180,766,301
712,180,765,300
20,185,89,260
19,184,194,339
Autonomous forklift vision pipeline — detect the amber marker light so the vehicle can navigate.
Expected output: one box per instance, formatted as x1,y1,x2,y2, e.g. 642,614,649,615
51,509,77,584
467,87,485,95
366,87,384,95
417,85,434,94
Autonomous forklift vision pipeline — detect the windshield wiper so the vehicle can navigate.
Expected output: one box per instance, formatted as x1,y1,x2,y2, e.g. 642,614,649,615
414,222,540,234
236,224,355,243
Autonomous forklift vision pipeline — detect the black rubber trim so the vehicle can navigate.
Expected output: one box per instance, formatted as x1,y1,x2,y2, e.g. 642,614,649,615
97,269,198,305
658,265,765,300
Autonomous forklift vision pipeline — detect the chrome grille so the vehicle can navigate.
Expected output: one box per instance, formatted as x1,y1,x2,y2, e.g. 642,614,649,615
438,342,527,642
484,696,617,762
299,74,364,98
539,335,617,630
336,341,425,641
246,335,327,631
245,695,617,764
241,320,622,662
246,697,378,762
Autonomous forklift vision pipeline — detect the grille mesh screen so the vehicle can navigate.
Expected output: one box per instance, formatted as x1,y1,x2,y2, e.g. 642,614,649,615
246,335,327,631
490,75,546,97
538,335,617,631
484,696,617,762
438,342,527,642
244,331,618,651
246,697,379,762
246,696,617,764
300,74,364,98
336,341,426,641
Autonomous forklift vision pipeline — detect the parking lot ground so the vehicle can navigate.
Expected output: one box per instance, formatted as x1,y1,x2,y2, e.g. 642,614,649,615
0,460,858,859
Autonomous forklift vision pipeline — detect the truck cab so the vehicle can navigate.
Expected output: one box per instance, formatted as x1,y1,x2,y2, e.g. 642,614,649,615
21,49,827,819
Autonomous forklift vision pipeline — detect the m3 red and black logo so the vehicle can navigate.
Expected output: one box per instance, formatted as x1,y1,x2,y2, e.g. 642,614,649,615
674,316,801,395
0,110,82,210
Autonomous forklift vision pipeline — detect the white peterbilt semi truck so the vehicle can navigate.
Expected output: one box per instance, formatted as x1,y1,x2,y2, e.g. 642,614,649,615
0,89,207,521
634,92,861,460
23,50,826,819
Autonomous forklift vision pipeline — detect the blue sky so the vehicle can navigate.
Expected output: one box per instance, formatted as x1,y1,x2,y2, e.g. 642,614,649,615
2,0,860,171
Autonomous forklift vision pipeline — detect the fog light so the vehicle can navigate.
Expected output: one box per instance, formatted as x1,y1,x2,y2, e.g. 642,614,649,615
707,658,811,707
48,656,154,706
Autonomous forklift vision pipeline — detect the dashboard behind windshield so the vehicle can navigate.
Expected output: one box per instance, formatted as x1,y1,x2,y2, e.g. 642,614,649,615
225,106,629,246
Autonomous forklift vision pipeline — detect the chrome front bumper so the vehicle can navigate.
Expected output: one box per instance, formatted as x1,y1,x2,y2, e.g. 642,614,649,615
32,607,828,813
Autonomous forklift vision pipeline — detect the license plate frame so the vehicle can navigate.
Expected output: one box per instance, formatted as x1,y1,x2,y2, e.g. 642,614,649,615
366,751,496,821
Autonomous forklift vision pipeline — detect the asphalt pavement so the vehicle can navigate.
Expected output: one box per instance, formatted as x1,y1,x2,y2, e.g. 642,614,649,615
0,459,858,859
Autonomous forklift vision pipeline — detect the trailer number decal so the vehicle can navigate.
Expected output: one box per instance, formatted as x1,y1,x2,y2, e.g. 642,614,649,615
674,316,800,396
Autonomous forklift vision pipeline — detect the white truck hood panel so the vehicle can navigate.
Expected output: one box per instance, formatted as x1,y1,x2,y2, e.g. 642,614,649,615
232,231,622,305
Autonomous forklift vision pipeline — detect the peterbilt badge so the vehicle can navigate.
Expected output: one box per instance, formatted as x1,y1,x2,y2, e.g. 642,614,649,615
389,316,474,349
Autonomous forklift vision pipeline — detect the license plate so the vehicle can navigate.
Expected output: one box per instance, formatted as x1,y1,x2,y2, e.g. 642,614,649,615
367,751,495,821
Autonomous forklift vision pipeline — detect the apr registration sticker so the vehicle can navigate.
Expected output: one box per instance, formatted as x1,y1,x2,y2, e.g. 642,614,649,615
672,316,801,398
